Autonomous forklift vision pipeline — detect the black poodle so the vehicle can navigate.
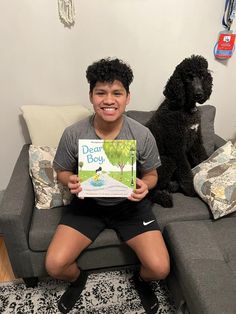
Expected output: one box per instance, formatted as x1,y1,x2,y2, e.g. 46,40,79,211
146,55,213,207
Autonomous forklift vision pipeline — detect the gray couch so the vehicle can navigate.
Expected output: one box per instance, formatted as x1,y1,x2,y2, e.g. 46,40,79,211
1,104,236,313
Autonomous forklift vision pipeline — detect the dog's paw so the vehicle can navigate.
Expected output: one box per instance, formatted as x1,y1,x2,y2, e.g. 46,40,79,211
149,190,173,208
168,181,179,193
161,194,174,207
180,184,197,197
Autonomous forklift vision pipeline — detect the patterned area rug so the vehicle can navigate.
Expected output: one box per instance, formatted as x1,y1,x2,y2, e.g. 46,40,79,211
0,269,176,313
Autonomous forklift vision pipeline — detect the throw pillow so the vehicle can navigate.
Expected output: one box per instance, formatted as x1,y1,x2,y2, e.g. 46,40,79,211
29,145,72,209
193,141,236,219
21,104,91,147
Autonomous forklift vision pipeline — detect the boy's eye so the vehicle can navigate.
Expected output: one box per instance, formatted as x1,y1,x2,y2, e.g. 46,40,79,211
114,90,125,96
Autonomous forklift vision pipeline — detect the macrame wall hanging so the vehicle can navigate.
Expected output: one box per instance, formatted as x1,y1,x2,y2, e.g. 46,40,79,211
58,0,75,26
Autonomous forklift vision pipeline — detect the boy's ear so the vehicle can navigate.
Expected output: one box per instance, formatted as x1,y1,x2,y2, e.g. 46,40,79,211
89,92,93,103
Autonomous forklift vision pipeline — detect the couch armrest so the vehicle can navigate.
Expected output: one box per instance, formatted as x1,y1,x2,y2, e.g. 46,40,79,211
214,134,226,150
0,144,35,277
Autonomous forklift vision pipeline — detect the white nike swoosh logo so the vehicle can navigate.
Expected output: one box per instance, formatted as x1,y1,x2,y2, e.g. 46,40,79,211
143,220,155,226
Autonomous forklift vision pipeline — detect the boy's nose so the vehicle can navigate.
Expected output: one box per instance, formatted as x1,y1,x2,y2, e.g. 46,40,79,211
104,94,114,104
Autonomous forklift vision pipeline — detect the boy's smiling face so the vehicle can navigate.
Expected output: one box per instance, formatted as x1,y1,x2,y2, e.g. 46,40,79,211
90,80,130,123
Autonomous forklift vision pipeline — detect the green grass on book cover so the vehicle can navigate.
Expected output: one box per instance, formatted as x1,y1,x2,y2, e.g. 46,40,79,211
78,139,136,197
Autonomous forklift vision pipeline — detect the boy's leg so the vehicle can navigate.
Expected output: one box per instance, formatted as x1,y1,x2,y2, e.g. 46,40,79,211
45,224,92,281
45,197,105,282
45,224,92,313
45,197,106,313
126,230,170,281
126,230,170,314
113,199,170,281
110,199,170,280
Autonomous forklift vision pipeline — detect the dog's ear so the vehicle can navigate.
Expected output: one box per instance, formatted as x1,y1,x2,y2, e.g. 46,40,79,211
203,70,213,100
163,73,185,109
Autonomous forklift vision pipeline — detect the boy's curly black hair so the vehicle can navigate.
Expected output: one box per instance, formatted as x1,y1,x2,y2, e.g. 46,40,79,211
86,58,134,94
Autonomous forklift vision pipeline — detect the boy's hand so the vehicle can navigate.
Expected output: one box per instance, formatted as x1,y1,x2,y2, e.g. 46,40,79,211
68,174,82,195
128,178,148,202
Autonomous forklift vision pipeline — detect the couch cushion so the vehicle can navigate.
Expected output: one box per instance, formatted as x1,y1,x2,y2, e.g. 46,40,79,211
152,193,212,231
164,219,236,314
29,206,65,251
29,191,235,255
29,192,221,251
125,110,155,125
29,205,122,251
126,104,216,156
199,104,216,156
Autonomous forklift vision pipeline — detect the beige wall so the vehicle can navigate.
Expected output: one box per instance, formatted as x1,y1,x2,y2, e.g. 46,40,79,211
0,0,235,190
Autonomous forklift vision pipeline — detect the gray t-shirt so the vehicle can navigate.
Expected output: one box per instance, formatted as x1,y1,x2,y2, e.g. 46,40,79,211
53,114,161,205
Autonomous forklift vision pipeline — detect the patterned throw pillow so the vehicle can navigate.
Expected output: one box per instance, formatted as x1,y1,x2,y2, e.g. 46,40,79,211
192,141,236,219
29,145,72,209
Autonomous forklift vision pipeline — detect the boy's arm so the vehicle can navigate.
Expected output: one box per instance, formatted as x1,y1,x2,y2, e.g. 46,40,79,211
128,168,158,202
57,170,82,195
141,169,158,190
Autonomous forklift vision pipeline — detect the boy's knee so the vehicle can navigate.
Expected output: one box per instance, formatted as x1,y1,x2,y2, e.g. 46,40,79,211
146,256,170,280
156,260,170,280
45,254,67,278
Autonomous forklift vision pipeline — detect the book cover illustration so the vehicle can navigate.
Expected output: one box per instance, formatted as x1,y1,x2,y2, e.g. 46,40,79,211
78,139,136,197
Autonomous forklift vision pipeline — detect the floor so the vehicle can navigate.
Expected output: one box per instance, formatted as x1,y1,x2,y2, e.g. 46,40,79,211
0,236,15,282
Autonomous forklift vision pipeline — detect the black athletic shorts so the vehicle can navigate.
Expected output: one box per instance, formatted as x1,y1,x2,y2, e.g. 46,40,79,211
59,197,160,242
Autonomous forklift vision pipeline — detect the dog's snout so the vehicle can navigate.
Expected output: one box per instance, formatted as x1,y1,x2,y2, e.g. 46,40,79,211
195,89,204,97
192,77,204,97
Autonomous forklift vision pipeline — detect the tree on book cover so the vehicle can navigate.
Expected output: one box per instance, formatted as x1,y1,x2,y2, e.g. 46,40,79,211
78,139,136,197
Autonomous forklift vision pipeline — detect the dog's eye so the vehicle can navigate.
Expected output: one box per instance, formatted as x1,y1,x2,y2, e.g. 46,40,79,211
187,74,193,80
198,72,205,80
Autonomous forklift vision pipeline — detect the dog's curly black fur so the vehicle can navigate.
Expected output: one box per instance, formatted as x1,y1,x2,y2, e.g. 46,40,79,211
146,55,213,207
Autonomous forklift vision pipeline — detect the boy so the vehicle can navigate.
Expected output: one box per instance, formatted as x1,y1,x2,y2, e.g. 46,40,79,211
45,58,170,314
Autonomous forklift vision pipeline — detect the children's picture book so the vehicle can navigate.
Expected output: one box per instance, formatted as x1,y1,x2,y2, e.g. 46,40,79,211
78,139,136,198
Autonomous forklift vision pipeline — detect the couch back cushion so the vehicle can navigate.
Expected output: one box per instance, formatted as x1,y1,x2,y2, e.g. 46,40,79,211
126,104,216,156
25,104,215,210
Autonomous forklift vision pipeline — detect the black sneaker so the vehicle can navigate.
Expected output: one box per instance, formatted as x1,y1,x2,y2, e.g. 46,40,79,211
133,271,159,314
58,270,88,313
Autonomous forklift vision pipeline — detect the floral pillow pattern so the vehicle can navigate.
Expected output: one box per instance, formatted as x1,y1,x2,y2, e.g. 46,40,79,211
192,141,236,219
29,145,72,209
